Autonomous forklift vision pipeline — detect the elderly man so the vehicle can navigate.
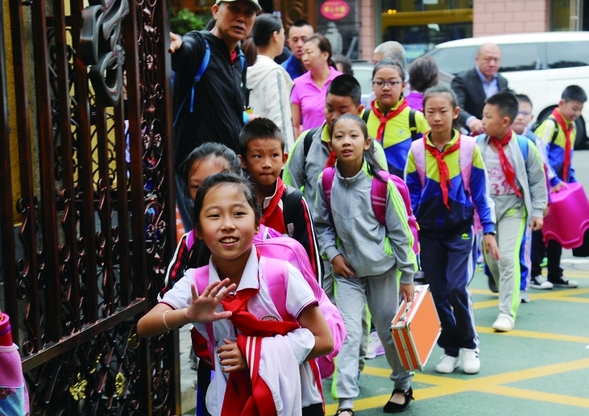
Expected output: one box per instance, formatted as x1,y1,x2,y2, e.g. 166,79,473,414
169,0,260,229
373,41,407,70
281,19,315,80
451,42,510,134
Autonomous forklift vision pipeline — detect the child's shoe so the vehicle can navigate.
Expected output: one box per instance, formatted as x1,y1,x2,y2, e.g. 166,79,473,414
549,277,578,288
365,331,385,359
520,290,531,303
530,276,553,290
435,354,459,373
492,313,515,332
461,348,480,374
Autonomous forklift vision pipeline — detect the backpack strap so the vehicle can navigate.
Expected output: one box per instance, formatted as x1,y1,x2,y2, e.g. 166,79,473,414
282,186,304,237
410,138,426,187
321,166,336,214
303,127,320,160
408,108,418,142
186,229,196,251
361,109,371,124
189,38,211,113
370,171,390,225
261,257,295,323
458,135,477,196
516,133,529,160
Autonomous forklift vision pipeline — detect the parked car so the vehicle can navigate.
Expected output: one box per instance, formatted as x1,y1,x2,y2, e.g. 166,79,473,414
423,32,589,149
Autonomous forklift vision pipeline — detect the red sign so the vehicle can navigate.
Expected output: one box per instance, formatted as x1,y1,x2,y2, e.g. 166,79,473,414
320,0,350,21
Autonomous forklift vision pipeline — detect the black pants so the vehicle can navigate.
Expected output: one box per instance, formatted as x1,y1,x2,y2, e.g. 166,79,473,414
303,403,325,416
531,230,563,281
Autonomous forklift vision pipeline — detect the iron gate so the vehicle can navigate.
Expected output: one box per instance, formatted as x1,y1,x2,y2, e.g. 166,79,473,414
0,0,180,414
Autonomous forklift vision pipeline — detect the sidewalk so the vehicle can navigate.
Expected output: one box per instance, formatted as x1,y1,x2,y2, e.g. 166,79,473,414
177,257,589,415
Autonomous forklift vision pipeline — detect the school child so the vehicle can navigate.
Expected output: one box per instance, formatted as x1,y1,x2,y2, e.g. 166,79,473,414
364,58,429,178
511,94,556,301
238,117,322,280
283,74,387,298
139,172,334,416
405,86,499,374
532,85,587,289
161,142,243,298
314,114,416,415
478,91,548,332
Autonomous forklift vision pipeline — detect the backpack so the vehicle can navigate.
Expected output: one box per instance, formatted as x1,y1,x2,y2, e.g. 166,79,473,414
362,108,418,142
173,37,247,126
321,167,420,254
190,238,346,379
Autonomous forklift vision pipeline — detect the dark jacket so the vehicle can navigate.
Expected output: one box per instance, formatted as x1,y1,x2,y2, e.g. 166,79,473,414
172,30,246,167
451,67,510,129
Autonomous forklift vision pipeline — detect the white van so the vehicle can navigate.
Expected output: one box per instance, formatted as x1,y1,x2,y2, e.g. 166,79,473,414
423,32,589,149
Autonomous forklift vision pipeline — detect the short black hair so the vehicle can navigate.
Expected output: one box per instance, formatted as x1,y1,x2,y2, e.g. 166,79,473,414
514,93,533,107
287,19,312,36
562,85,587,103
485,91,519,123
238,117,286,157
327,74,362,107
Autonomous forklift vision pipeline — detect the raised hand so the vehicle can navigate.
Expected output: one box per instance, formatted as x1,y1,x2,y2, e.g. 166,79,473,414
185,278,236,324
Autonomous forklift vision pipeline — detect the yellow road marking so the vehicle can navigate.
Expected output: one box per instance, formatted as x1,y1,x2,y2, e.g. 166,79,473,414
476,326,589,343
326,358,589,413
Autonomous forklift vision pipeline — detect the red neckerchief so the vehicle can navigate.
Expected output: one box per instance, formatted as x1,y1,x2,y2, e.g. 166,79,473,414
370,98,408,142
260,177,287,233
425,132,461,209
490,130,523,198
220,284,299,416
551,108,573,182
230,49,238,64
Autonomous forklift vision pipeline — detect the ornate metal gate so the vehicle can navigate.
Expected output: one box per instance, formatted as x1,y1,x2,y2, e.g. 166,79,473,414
0,0,180,414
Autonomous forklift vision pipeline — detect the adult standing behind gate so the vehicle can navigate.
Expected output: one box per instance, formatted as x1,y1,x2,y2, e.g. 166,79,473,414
451,43,510,135
169,0,260,230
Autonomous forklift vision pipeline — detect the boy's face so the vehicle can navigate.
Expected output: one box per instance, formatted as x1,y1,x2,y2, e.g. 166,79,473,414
240,138,287,187
482,103,511,138
559,99,584,122
512,101,534,135
325,93,363,130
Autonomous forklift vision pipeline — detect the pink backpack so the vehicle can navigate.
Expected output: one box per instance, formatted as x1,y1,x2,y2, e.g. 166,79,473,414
190,237,346,379
410,135,483,233
321,167,420,254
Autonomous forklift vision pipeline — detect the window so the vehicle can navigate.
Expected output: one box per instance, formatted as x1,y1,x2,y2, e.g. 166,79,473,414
546,41,589,69
497,43,540,72
427,46,477,75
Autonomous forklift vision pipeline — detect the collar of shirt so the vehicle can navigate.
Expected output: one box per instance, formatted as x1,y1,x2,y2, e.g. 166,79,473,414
209,247,259,291
262,181,280,211
475,66,499,98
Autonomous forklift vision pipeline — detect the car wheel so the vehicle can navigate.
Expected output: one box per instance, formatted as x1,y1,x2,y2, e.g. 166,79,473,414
574,117,588,150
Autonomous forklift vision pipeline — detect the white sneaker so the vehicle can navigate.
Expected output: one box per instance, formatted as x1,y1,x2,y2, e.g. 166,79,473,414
492,313,515,332
365,331,385,359
520,290,531,303
530,276,553,290
461,348,480,374
435,354,459,373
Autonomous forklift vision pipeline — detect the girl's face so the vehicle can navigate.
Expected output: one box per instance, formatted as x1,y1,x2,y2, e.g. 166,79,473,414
423,93,459,136
301,40,327,71
372,66,405,111
329,119,371,171
188,156,231,200
197,183,258,266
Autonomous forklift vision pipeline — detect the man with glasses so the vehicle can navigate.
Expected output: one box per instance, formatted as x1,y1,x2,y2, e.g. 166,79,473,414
169,0,260,230
281,19,315,80
451,42,511,135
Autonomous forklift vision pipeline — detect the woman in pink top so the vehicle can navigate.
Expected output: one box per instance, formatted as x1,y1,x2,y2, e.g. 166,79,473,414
291,34,342,137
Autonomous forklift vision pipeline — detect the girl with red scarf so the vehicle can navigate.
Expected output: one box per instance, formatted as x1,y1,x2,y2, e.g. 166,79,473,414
364,58,429,178
139,172,333,416
405,86,499,376
478,91,548,332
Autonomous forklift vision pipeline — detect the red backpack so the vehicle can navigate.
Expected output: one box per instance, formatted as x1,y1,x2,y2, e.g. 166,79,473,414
188,235,346,379
321,167,420,254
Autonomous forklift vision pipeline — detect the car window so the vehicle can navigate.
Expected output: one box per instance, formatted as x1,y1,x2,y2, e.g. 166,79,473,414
498,43,540,72
427,46,477,75
546,41,589,68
